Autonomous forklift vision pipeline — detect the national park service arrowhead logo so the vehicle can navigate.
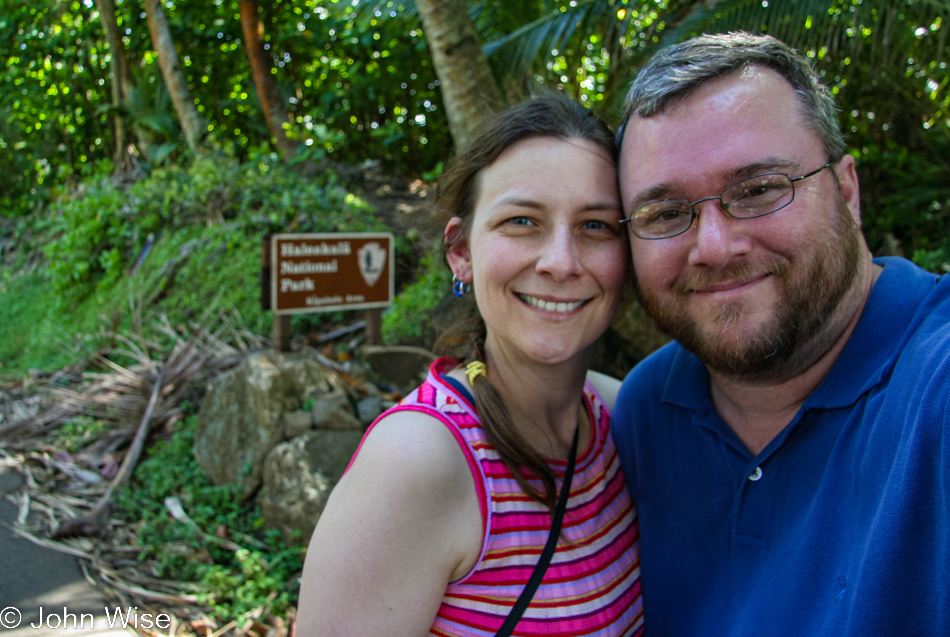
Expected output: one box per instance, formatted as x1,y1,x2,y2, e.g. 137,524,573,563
357,242,386,288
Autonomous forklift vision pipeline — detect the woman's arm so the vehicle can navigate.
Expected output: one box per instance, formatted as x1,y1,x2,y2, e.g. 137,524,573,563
295,410,482,637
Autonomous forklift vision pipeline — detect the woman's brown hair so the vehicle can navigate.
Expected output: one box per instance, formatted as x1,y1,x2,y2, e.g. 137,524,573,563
435,92,618,510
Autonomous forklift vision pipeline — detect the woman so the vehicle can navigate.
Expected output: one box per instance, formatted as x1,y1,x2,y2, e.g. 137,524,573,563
296,94,643,636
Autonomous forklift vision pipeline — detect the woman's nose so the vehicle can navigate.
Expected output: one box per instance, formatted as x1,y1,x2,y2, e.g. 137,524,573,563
536,226,584,280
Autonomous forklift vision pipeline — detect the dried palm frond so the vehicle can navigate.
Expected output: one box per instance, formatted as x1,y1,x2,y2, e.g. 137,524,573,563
0,309,314,635
0,310,261,446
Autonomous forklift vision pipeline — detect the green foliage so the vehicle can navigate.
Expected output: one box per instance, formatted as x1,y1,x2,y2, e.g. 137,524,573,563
0,0,454,211
854,134,950,266
119,71,184,168
279,2,452,174
41,151,398,298
912,245,950,274
0,271,49,371
0,269,115,373
382,250,452,344
2,150,419,374
0,229,262,376
53,417,108,453
0,0,110,204
43,181,139,297
144,225,270,334
114,415,304,620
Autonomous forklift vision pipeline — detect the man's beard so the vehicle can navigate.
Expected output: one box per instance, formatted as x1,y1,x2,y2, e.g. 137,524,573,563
634,197,862,383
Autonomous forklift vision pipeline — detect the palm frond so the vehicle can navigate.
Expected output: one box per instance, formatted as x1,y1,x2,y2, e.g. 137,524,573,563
470,0,544,37
347,0,420,24
659,0,946,70
484,0,616,85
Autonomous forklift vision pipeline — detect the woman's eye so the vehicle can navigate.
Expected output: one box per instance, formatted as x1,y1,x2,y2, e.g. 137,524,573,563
582,218,621,234
507,216,533,226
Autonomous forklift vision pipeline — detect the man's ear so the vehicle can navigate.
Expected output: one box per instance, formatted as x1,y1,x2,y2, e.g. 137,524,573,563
444,216,472,281
835,154,862,225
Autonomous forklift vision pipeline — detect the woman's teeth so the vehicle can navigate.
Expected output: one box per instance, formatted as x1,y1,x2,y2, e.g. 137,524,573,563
519,294,584,313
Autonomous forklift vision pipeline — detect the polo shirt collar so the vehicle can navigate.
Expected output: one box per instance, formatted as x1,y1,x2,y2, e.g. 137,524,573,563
662,347,708,410
807,257,932,408
660,257,932,411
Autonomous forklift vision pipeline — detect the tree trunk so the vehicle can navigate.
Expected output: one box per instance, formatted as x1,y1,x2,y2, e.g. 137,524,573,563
94,0,135,172
415,0,503,150
238,0,296,159
143,0,205,152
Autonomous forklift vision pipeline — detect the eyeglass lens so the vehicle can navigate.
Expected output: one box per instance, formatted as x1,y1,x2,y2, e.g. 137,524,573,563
631,173,795,239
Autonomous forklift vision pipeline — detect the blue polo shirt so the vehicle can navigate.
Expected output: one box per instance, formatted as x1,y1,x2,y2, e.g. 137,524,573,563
613,257,950,636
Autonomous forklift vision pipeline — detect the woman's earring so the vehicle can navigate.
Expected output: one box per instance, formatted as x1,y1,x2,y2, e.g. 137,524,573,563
452,274,471,298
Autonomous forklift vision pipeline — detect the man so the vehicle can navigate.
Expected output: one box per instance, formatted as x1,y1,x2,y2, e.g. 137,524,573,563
613,32,949,636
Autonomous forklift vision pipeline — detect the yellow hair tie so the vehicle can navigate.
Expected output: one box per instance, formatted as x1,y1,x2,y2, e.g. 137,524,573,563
465,360,487,384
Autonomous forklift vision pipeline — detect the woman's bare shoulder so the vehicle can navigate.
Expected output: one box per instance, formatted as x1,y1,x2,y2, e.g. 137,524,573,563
296,409,482,636
351,408,472,485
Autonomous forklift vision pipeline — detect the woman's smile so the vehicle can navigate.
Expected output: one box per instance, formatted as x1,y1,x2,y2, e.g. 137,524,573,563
517,292,588,314
448,135,628,366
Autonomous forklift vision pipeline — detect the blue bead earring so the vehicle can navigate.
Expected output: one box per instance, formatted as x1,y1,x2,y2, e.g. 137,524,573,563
452,274,471,297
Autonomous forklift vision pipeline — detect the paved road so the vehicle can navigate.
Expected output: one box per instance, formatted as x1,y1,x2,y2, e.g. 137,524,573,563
0,463,133,637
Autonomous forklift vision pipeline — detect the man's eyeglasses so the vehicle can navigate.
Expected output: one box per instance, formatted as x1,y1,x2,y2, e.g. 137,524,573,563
620,163,833,240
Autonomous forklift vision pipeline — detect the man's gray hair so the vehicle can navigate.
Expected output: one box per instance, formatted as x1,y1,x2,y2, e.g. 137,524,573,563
620,32,846,161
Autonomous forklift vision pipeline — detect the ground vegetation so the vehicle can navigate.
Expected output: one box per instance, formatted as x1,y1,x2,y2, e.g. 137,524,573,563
0,0,948,632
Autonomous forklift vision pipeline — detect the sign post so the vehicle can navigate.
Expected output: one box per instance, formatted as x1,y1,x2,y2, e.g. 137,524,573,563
269,233,395,350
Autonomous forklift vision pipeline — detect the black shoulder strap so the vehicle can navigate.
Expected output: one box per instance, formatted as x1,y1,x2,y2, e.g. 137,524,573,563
495,426,579,637
440,373,475,406
440,372,580,636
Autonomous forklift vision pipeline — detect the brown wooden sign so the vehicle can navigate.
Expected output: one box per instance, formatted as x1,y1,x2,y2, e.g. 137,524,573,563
270,233,394,315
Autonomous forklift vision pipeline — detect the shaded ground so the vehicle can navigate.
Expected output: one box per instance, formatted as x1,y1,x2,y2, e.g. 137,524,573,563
0,464,132,636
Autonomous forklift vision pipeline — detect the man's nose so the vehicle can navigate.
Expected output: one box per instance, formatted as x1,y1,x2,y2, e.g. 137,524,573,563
687,199,752,269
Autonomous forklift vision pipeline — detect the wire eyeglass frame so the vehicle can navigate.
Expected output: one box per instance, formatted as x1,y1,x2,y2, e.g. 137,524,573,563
620,163,834,240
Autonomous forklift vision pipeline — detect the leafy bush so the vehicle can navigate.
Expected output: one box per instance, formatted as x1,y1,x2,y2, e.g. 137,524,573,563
114,414,304,620
7,151,423,375
41,153,404,301
855,136,950,266
43,181,137,296
54,417,108,453
382,250,452,346
912,246,950,274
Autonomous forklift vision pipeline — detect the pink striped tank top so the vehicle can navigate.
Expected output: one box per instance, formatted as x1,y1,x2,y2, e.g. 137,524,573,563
365,358,644,637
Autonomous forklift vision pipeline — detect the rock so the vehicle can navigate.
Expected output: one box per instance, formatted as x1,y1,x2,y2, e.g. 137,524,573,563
361,345,436,393
257,429,364,545
342,359,370,381
311,390,361,431
194,351,333,498
282,411,312,439
356,395,383,426
588,295,670,380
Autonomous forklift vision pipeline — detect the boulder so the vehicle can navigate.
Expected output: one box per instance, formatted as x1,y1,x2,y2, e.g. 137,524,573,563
613,295,670,356
282,411,312,439
194,351,333,497
604,296,670,373
311,389,362,431
257,429,364,545
356,395,384,426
